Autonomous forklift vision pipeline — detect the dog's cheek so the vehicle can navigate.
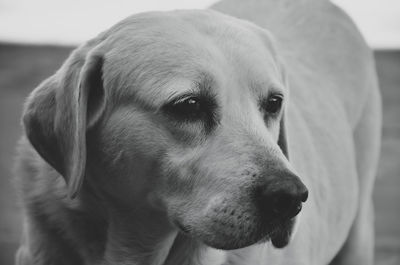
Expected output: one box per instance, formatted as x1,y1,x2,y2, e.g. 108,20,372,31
87,107,170,203
155,146,239,223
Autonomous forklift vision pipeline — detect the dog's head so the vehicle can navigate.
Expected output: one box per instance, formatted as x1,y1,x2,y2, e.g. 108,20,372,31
23,10,308,250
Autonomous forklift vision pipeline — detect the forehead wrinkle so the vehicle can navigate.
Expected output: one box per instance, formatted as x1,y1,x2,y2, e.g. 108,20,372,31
105,44,216,107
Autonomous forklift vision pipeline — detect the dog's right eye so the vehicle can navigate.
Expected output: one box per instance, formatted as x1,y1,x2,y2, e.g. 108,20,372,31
163,96,206,121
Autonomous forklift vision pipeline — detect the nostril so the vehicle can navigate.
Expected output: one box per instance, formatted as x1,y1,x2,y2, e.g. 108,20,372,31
255,183,307,220
270,193,304,219
289,202,302,218
271,193,293,215
301,188,309,202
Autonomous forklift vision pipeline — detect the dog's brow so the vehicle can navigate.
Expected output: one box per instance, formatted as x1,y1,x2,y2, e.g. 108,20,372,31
250,80,285,99
165,72,217,102
197,72,216,92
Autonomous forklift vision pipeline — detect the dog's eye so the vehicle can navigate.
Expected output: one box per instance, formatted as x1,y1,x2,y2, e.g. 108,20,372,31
164,96,204,120
262,94,283,115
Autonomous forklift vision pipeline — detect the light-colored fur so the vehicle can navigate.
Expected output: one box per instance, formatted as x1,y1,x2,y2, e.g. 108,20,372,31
14,1,381,265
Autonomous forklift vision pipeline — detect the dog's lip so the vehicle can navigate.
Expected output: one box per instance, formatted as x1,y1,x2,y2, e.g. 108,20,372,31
172,209,297,249
266,217,296,248
270,230,290,248
173,219,191,234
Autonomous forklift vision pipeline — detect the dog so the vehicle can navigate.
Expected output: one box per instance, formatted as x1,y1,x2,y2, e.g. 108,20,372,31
14,1,381,265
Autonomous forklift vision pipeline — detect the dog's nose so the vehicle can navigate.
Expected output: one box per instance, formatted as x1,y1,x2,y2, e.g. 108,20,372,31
255,173,308,220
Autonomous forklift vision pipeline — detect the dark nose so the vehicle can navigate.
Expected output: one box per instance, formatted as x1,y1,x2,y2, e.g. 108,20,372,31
255,173,308,220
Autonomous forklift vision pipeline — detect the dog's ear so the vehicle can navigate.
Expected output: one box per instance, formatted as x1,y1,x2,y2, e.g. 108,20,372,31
255,28,290,159
277,112,289,159
277,58,289,160
22,45,106,199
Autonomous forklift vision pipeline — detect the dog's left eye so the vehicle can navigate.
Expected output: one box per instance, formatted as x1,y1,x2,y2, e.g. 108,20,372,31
261,94,283,115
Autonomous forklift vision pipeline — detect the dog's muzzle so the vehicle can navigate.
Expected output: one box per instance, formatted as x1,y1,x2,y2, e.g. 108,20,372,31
254,171,308,247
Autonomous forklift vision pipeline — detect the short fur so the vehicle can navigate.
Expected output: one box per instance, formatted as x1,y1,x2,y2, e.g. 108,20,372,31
14,1,381,265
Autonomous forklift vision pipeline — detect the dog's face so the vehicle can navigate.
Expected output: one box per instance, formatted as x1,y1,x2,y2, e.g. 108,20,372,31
23,10,308,250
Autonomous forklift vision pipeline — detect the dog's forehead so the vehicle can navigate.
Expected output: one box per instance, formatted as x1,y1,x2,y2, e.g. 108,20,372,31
102,10,282,107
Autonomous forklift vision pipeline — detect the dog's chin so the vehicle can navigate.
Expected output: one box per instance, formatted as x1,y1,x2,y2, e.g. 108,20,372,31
202,220,296,250
201,234,266,250
175,217,297,250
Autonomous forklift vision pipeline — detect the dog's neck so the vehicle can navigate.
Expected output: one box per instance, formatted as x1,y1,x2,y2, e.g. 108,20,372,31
96,201,226,265
163,234,227,265
98,201,172,265
102,217,226,265
78,165,228,265
103,223,176,265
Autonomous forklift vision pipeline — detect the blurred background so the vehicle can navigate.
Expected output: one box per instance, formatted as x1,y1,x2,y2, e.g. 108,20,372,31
0,0,399,264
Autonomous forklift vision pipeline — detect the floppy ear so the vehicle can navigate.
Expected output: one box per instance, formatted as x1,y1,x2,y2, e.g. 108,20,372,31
22,46,106,199
277,63,289,159
277,58,290,160
277,112,289,159
255,28,290,159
